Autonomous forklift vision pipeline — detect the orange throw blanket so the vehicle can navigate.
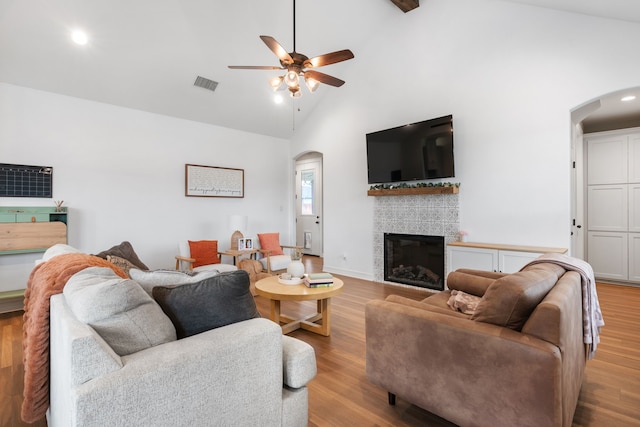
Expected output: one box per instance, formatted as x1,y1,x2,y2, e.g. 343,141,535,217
21,253,126,423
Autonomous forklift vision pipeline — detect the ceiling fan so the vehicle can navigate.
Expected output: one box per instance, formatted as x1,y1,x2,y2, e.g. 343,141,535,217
228,0,354,98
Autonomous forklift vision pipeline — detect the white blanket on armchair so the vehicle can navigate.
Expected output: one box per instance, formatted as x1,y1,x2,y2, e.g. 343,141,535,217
522,253,604,360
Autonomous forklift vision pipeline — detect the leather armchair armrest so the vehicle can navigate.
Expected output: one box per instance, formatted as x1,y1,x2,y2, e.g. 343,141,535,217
446,270,498,296
453,268,508,280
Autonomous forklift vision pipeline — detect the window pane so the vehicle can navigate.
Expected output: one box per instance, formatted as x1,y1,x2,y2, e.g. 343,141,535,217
301,169,314,215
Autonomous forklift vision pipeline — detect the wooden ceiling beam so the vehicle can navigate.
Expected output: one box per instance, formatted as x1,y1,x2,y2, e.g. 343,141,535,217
390,0,419,13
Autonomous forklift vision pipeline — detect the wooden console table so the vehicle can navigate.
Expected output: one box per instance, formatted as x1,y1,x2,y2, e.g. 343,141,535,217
0,206,68,254
447,242,568,274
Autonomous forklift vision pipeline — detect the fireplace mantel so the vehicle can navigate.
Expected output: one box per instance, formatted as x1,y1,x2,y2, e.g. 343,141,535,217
367,186,459,197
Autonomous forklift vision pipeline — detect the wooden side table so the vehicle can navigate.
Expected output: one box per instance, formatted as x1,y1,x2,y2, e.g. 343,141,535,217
220,249,258,266
255,275,344,336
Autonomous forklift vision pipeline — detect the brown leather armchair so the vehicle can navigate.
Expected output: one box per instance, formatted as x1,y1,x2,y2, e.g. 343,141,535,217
365,262,588,427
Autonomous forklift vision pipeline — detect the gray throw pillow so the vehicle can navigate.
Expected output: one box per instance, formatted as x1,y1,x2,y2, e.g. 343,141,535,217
64,267,177,356
152,270,260,339
94,241,149,270
129,268,219,295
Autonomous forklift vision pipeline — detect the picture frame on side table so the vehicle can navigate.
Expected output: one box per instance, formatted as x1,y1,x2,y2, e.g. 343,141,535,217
238,238,253,250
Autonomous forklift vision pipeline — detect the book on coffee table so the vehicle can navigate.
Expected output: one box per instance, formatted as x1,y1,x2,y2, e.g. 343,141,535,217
304,273,334,287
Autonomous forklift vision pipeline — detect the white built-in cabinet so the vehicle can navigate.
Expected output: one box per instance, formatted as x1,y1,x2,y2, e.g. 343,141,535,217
585,129,640,283
447,242,567,275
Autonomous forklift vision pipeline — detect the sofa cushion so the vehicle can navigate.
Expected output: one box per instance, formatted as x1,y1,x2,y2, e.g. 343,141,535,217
258,232,284,256
94,241,149,270
63,267,177,356
152,270,260,339
470,268,558,331
129,268,219,295
188,239,220,267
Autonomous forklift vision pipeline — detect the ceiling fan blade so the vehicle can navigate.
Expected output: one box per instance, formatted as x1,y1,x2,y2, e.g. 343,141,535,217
303,49,354,68
304,70,345,87
228,65,284,70
260,35,294,65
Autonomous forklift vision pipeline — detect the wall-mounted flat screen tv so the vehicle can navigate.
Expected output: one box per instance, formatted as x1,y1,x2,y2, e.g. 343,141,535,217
366,115,454,184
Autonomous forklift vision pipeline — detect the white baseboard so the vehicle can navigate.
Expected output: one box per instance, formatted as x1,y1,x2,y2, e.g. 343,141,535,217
322,265,373,282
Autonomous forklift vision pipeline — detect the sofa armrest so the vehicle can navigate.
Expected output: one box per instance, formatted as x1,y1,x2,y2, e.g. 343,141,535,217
454,268,508,280
446,270,497,296
70,318,285,427
282,335,317,388
365,299,563,427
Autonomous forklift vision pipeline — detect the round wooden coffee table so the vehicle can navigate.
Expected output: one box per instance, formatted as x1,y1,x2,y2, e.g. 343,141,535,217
255,275,344,336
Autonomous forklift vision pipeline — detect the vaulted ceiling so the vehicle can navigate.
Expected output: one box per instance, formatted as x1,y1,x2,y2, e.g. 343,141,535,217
1,0,639,139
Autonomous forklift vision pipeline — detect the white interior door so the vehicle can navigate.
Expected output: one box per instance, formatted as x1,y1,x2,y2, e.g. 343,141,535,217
295,157,323,256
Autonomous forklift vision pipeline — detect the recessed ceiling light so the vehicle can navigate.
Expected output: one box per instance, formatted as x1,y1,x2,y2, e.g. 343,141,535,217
274,94,284,104
621,95,636,102
71,30,88,45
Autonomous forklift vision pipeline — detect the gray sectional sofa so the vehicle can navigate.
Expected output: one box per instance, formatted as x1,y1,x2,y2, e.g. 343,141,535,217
28,244,316,427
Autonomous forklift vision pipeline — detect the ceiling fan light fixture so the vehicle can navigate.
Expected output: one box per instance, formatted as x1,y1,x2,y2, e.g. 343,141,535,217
289,87,302,98
284,70,300,88
269,75,284,91
304,76,319,93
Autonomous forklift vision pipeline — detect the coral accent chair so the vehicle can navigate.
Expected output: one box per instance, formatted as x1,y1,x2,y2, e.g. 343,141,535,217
256,232,302,274
175,240,237,273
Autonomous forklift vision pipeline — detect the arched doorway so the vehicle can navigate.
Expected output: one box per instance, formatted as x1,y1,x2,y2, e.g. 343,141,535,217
294,152,323,256
571,87,640,280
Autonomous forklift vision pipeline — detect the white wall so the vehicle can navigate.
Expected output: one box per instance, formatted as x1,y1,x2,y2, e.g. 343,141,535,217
0,83,291,292
291,0,640,279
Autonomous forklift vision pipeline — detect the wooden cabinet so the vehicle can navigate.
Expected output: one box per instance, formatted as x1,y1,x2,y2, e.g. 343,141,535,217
447,242,568,275
0,206,67,254
585,129,640,282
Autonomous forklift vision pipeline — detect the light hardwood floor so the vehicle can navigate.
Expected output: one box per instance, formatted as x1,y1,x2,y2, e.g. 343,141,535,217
1,256,639,427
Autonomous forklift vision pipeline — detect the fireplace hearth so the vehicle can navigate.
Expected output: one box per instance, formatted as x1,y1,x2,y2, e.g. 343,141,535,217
384,233,445,291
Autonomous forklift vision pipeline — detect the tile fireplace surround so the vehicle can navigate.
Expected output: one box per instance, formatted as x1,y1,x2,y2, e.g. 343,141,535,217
373,193,460,287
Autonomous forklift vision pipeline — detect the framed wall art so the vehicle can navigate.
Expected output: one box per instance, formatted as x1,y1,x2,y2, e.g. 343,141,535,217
185,164,244,198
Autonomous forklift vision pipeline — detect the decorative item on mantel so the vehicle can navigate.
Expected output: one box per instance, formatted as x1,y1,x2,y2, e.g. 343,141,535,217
367,182,460,196
54,200,66,213
286,248,305,279
458,230,469,242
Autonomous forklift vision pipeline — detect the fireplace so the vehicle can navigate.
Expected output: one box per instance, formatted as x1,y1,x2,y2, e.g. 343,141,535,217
384,233,445,291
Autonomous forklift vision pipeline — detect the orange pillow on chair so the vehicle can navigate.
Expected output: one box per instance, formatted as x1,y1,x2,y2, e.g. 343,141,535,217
188,240,220,268
257,233,284,256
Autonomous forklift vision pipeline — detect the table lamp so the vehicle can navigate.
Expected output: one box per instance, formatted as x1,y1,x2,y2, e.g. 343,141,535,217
229,214,248,250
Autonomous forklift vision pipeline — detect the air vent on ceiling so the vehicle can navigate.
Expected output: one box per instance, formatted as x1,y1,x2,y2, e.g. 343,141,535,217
194,76,219,92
